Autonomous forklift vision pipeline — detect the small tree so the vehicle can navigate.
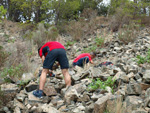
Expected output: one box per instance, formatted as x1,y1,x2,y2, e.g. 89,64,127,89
0,5,7,20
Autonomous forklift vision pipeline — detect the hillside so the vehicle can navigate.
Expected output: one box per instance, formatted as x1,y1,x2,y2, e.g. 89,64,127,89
0,19,150,113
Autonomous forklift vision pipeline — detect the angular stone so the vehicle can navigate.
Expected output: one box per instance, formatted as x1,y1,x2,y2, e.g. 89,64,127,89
113,71,128,82
25,82,38,92
43,85,57,96
78,93,90,102
64,86,79,104
27,92,42,103
21,73,34,81
143,70,150,83
74,83,86,93
140,83,150,90
41,104,61,113
14,99,26,110
126,83,142,95
51,96,61,106
1,83,19,92
90,67,102,78
132,109,148,113
125,96,143,112
106,95,123,113
14,107,21,113
94,94,112,113
91,93,103,101
16,92,27,102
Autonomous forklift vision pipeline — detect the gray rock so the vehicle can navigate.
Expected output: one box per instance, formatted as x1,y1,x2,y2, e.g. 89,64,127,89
126,83,142,95
64,86,79,104
106,95,123,113
132,109,148,113
125,96,143,112
43,85,57,96
94,94,112,113
25,82,38,92
143,70,150,83
16,92,27,102
74,83,86,93
21,73,35,81
1,83,19,93
91,93,103,101
14,107,21,113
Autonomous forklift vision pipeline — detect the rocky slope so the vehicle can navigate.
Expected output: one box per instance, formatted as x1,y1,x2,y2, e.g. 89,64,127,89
1,21,150,113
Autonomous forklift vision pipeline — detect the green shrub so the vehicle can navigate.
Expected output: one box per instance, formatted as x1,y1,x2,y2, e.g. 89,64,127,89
88,77,115,93
0,5,7,20
1,64,23,82
82,46,97,53
95,36,105,47
66,40,76,47
136,49,150,65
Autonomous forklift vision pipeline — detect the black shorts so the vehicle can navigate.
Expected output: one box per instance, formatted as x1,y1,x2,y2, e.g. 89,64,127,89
43,49,69,70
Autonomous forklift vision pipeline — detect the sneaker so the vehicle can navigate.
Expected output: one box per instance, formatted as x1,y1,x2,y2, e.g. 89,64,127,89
33,90,43,98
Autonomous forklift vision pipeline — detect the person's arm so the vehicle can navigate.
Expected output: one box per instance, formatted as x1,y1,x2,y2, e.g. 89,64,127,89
41,56,45,63
90,60,94,64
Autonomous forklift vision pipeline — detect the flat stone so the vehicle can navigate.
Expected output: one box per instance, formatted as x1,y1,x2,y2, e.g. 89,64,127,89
43,85,57,96
27,91,42,103
25,82,38,92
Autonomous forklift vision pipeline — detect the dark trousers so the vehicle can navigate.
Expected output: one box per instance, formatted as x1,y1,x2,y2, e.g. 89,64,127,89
73,57,89,67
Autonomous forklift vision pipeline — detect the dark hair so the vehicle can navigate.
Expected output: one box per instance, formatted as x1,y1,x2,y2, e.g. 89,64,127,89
38,47,41,55
90,52,96,57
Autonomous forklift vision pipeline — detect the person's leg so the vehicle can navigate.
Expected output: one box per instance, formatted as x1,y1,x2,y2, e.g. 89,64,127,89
57,49,71,86
62,69,71,86
76,56,89,67
39,68,49,90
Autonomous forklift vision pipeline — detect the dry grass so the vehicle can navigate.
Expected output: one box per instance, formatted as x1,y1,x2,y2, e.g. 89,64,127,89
118,22,140,45
110,8,132,32
32,23,59,47
65,16,109,41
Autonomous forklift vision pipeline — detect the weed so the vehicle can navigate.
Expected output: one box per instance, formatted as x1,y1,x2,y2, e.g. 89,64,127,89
136,49,150,65
1,64,23,82
95,36,105,47
82,46,97,53
17,80,30,88
66,41,76,47
88,77,115,93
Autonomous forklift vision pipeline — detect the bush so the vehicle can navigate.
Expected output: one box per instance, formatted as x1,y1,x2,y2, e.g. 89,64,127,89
118,22,140,45
136,49,150,65
88,77,116,93
0,46,8,70
1,64,24,82
0,5,7,20
32,23,58,47
82,46,97,53
95,36,105,47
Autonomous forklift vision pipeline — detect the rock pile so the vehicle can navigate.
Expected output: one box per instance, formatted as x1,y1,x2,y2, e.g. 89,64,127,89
1,24,150,113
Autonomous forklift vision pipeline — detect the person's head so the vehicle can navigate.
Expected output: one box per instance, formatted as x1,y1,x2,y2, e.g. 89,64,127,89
38,46,41,56
90,52,96,59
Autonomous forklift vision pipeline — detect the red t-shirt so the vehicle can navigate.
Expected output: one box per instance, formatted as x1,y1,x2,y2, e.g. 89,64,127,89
73,53,92,63
39,41,65,58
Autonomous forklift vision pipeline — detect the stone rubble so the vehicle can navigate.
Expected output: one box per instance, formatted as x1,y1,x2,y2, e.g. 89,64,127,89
0,22,150,113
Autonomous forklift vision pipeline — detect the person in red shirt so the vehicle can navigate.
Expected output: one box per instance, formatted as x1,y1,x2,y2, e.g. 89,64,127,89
73,52,96,68
33,41,71,98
